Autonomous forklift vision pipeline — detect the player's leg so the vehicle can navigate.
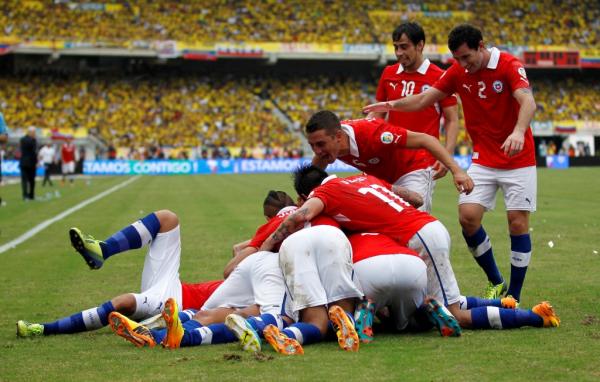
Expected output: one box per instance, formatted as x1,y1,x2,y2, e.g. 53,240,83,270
501,165,537,302
459,164,505,298
395,167,436,213
457,301,559,329
17,293,134,337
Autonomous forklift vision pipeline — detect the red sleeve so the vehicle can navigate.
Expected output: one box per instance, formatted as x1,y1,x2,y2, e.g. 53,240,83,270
433,64,458,95
310,183,342,215
375,69,388,102
505,59,530,92
440,93,458,108
248,218,280,248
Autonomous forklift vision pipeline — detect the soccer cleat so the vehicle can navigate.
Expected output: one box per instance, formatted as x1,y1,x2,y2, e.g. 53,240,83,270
328,305,360,352
225,314,262,353
139,313,167,330
354,298,375,343
501,295,519,309
16,320,44,337
483,281,507,300
424,298,462,337
69,227,104,270
108,312,156,348
263,324,304,355
161,298,183,349
532,301,560,328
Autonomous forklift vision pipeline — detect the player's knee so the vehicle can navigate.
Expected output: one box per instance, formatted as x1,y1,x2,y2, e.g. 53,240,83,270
154,209,179,232
458,213,480,233
112,293,136,316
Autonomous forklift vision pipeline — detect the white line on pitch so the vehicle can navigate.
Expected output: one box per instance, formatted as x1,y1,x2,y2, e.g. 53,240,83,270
0,176,140,254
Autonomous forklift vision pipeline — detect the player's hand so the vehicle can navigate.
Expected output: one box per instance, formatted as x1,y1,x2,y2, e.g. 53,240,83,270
362,101,391,114
432,160,448,180
501,130,525,157
453,170,474,195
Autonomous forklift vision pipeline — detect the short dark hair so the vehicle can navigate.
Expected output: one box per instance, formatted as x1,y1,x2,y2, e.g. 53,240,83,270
392,22,425,46
263,190,295,218
448,24,483,52
293,164,329,198
305,110,341,136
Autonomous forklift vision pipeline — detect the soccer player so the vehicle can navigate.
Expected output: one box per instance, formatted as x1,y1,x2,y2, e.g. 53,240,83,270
305,110,473,198
363,24,537,302
16,209,222,337
61,138,76,185
262,165,559,331
367,22,459,212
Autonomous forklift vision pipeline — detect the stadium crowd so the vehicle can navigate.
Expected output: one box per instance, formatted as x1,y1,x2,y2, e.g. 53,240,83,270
1,0,598,47
1,72,598,159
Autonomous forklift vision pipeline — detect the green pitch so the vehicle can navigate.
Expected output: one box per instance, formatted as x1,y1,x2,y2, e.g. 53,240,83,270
1,169,599,381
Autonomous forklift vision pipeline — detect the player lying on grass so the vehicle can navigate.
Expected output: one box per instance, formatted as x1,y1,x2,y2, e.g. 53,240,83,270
16,190,294,338
260,165,560,332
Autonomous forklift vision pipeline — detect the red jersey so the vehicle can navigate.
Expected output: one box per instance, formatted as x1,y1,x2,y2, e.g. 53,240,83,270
433,48,535,169
248,206,339,250
349,233,419,263
61,143,76,163
376,59,458,168
181,279,223,310
310,174,437,245
338,118,423,183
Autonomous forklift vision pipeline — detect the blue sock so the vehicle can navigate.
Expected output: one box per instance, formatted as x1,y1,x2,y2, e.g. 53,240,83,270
284,322,322,345
459,295,504,310
151,328,166,344
179,309,198,324
43,301,115,335
180,320,236,347
101,213,161,259
507,234,532,301
463,226,503,285
246,313,286,337
470,307,543,329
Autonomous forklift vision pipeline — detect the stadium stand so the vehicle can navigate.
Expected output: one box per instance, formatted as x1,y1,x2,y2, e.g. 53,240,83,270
1,1,598,46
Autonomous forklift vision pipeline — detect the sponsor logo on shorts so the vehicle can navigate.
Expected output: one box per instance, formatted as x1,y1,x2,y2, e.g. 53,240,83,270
381,132,394,144
493,80,503,93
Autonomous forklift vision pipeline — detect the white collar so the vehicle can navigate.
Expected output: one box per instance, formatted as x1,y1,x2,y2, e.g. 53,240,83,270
321,174,338,185
487,47,500,69
340,123,359,157
396,58,430,75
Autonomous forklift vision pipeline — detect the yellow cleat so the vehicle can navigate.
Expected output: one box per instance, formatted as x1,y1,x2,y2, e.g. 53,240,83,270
263,324,304,355
109,312,156,348
532,301,560,328
328,305,360,352
161,298,183,349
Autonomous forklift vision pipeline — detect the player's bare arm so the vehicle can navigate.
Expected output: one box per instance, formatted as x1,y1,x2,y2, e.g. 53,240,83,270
365,111,387,120
432,103,459,180
232,239,251,257
223,246,258,279
362,87,447,114
391,185,423,208
259,198,325,251
406,131,474,194
501,87,536,157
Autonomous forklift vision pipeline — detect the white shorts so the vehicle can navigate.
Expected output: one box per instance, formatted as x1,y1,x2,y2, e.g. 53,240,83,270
132,226,183,319
408,220,460,306
62,161,75,174
395,167,435,213
279,226,363,321
201,251,286,316
459,164,537,212
354,254,427,331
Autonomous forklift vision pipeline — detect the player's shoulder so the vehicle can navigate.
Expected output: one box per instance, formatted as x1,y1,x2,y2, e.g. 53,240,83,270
380,63,401,79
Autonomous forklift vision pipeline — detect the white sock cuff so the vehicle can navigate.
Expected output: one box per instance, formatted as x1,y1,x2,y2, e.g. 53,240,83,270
510,250,531,267
287,326,304,344
486,307,503,329
132,220,152,247
472,237,492,257
82,308,104,330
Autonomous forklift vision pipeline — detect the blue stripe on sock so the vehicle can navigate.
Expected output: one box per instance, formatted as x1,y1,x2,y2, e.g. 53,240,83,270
140,213,161,239
97,301,115,326
507,234,531,301
285,323,321,345
463,226,486,247
510,234,531,252
470,307,491,329
151,328,166,344
122,226,141,249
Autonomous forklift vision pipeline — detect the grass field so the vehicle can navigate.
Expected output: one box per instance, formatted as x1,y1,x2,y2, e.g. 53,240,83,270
1,169,600,381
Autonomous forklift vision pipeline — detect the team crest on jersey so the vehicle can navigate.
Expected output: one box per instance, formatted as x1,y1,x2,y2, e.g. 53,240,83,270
380,132,394,144
422,84,431,93
368,157,380,164
493,80,504,93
